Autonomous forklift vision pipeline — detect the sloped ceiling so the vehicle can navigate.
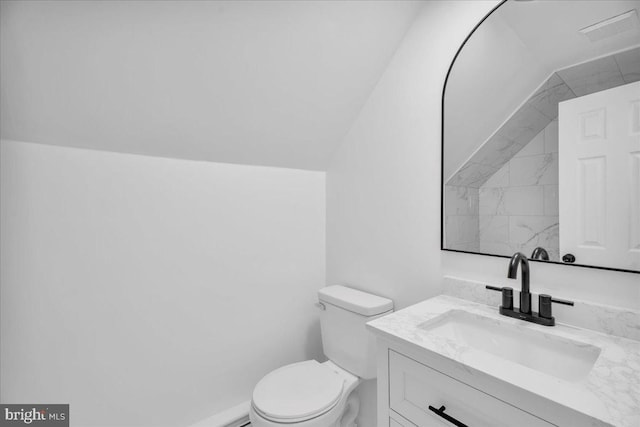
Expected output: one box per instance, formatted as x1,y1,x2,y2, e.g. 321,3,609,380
444,0,640,180
447,47,640,188
0,0,424,170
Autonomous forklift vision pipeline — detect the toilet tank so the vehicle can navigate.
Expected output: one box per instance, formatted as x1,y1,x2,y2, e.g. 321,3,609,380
318,286,393,379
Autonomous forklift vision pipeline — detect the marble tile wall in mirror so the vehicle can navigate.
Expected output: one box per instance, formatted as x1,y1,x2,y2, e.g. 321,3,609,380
442,0,640,272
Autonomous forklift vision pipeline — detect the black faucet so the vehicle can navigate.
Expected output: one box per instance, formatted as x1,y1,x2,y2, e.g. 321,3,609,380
508,252,531,314
486,252,574,326
531,247,549,261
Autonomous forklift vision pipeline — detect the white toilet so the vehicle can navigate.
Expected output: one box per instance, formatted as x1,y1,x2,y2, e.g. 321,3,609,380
249,285,393,427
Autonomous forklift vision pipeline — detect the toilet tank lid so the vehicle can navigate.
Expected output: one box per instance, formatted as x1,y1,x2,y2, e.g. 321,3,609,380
318,286,393,316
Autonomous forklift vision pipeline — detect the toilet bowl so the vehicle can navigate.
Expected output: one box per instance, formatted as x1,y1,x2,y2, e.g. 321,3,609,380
249,286,393,427
250,360,360,427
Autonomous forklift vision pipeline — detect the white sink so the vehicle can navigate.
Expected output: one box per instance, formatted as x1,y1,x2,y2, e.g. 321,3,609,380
419,310,601,382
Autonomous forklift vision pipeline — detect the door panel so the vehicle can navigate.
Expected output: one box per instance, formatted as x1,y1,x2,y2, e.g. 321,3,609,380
559,81,640,270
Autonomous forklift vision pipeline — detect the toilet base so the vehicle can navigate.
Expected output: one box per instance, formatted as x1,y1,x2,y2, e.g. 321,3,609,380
339,392,359,427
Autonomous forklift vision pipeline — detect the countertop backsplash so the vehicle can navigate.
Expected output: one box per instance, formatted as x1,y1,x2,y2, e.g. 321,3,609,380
443,275,640,341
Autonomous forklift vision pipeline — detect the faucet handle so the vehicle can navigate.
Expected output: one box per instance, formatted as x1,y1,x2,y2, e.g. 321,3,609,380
539,294,574,319
551,297,574,306
485,285,513,310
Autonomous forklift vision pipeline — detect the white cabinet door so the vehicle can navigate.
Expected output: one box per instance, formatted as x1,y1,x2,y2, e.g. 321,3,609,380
388,350,554,427
389,416,410,427
559,81,640,270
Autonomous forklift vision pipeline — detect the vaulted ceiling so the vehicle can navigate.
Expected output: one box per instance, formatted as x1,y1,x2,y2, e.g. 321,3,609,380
0,0,424,170
444,0,640,180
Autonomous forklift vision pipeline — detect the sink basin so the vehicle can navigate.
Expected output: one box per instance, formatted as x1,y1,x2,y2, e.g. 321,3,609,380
419,310,601,382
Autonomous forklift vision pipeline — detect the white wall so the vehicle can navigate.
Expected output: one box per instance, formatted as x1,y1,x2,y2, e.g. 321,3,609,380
0,140,326,427
326,1,640,425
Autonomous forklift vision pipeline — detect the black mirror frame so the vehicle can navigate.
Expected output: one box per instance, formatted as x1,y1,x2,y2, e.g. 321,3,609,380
439,0,639,275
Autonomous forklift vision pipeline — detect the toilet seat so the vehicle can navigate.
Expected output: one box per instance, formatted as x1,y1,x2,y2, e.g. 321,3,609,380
252,360,345,423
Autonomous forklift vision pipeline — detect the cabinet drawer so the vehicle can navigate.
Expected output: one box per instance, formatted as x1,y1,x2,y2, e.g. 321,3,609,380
390,413,418,427
389,350,553,427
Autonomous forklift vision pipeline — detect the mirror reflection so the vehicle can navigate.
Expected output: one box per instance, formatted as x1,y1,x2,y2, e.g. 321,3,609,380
443,0,640,272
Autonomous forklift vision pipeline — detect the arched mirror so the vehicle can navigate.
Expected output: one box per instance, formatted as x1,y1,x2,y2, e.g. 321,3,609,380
442,0,640,273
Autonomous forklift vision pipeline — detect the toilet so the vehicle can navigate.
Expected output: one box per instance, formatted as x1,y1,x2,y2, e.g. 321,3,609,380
249,285,393,427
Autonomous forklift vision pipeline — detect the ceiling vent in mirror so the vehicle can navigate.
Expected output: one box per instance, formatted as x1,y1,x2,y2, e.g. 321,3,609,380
579,9,639,42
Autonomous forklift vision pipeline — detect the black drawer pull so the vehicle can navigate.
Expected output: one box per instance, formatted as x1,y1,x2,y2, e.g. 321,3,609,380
428,405,469,427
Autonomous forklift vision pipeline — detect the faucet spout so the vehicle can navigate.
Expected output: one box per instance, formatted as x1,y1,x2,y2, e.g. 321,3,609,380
487,252,574,326
531,247,550,261
507,252,531,314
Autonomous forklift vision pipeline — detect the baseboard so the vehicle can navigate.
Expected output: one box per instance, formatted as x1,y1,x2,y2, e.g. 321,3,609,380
189,401,250,427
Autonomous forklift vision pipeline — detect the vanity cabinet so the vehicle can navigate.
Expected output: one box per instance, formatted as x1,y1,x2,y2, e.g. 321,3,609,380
374,338,579,427
389,417,409,427
387,350,553,427
369,296,637,427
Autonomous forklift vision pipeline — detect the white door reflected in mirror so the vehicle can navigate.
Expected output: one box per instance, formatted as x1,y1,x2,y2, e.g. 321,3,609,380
559,81,640,271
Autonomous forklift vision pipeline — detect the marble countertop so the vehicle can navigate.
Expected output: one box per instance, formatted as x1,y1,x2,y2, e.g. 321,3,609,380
367,295,640,427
